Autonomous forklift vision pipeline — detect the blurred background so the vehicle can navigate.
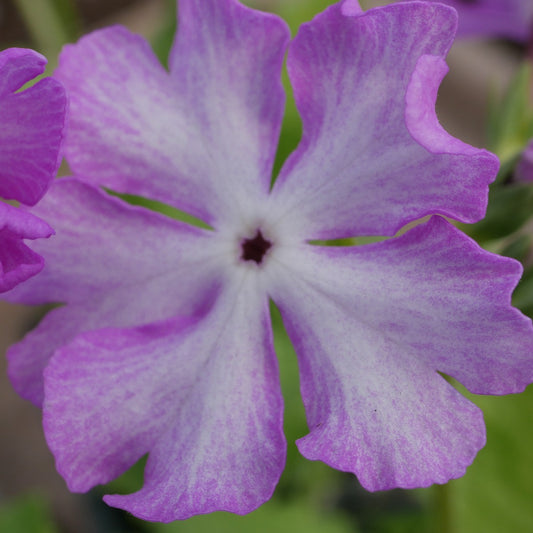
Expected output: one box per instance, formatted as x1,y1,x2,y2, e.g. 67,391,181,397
1,0,532,532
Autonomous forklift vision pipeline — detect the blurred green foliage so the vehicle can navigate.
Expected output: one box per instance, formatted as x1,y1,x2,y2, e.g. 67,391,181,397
448,385,533,533
460,182,533,242
148,498,355,533
12,0,79,59
0,494,58,533
487,64,533,168
461,63,533,242
452,58,533,533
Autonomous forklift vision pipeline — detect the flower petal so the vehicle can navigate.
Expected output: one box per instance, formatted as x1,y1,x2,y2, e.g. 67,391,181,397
55,0,290,226
44,276,285,521
167,0,290,221
0,48,66,205
5,178,224,405
269,2,498,240
0,202,53,292
7,306,90,405
267,217,533,490
405,54,480,155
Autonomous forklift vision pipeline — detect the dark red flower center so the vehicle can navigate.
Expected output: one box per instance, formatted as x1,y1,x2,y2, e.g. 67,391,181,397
241,230,272,264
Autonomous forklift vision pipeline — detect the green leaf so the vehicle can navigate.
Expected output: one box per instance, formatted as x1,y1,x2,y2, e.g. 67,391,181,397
487,62,533,167
103,455,147,497
500,234,532,263
459,182,533,242
146,498,356,533
151,0,177,68
447,385,533,533
0,494,58,533
105,190,212,230
511,264,533,317
12,0,80,58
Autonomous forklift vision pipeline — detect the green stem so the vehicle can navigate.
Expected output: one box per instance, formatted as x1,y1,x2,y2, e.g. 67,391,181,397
12,0,80,58
432,484,452,533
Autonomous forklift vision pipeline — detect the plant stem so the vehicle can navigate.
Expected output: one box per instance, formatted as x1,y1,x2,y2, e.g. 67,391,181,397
432,484,452,533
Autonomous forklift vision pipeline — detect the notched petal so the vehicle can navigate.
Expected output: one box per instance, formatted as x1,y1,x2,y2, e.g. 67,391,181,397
5,178,223,406
269,2,497,240
341,0,363,17
0,48,47,96
0,48,66,206
56,0,290,226
268,216,533,490
44,279,285,521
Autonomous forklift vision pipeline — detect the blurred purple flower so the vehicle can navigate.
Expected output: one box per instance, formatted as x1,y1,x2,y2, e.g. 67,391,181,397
516,139,533,181
420,0,533,42
0,49,66,292
5,0,533,522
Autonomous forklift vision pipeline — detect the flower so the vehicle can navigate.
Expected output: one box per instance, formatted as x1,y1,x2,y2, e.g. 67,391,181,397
412,0,533,42
5,0,533,522
516,139,533,182
0,48,66,292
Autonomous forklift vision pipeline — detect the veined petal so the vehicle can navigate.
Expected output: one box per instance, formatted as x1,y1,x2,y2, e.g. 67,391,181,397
0,202,53,293
168,0,290,222
0,48,46,95
44,276,285,521
5,179,224,405
55,0,290,226
267,217,532,490
8,306,94,406
0,48,66,205
269,2,497,241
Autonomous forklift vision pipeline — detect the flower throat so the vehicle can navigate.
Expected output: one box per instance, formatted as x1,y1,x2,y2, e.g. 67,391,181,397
241,230,272,264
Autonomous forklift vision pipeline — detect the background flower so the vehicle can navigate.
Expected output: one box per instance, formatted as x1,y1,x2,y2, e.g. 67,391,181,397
395,0,533,42
516,140,533,182
0,48,66,293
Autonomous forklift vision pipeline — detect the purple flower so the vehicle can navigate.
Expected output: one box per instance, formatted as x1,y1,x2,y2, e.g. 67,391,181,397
516,140,533,181
5,0,533,522
418,0,533,42
0,49,66,292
